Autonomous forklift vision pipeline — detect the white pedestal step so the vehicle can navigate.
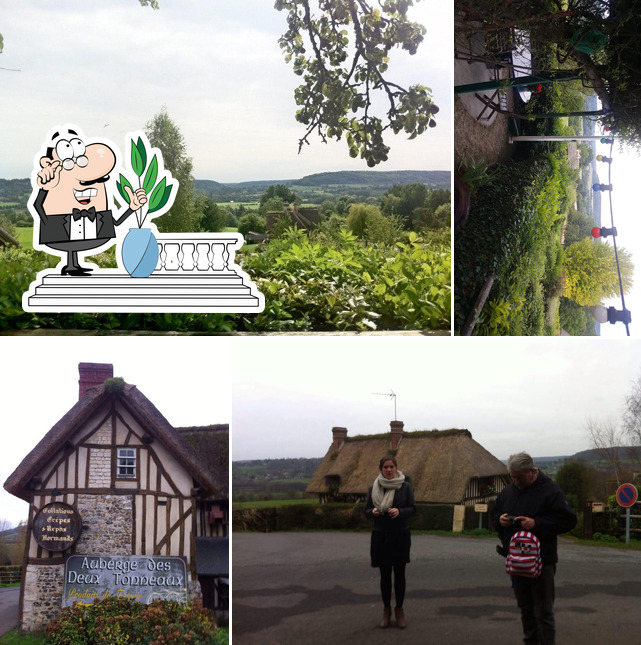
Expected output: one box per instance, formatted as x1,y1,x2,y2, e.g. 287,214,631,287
24,271,263,312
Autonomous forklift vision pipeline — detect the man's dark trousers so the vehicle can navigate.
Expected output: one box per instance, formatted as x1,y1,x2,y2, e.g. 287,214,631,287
512,564,556,645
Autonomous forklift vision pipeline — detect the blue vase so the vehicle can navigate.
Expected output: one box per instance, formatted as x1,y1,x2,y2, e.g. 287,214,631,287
122,228,159,278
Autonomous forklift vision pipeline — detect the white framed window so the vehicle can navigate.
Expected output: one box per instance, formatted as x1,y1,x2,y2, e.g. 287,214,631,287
117,448,136,479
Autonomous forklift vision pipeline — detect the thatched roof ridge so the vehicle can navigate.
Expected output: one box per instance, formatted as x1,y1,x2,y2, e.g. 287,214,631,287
175,425,229,498
306,428,507,504
4,382,220,501
345,428,472,442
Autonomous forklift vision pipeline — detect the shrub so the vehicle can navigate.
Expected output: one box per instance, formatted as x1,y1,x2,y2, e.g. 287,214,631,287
345,203,403,245
455,153,570,335
45,597,222,645
237,212,266,237
2,222,450,333
239,227,450,332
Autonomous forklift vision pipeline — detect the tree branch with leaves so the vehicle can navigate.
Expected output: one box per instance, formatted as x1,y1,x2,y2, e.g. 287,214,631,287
275,0,439,166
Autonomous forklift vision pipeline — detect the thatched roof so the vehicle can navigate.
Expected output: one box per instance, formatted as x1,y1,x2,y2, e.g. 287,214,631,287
4,382,222,501
306,428,508,504
175,425,229,499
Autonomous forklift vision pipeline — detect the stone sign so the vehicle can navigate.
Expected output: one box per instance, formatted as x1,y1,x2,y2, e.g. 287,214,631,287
63,554,188,607
33,502,81,552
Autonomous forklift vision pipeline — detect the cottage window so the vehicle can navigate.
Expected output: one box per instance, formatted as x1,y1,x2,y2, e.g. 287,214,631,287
116,448,136,479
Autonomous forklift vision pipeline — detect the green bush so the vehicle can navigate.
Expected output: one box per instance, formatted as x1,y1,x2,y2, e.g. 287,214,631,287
455,153,569,335
233,503,471,532
2,223,450,333
45,597,222,645
240,227,450,332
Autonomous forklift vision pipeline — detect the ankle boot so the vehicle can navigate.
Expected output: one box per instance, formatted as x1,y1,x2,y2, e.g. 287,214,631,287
380,606,392,628
395,606,406,629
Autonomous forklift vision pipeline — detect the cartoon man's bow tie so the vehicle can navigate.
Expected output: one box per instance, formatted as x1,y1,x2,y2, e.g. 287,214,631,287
72,207,97,222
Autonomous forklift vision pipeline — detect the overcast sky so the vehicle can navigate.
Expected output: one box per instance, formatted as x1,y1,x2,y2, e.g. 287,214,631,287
595,144,640,338
0,0,452,183
232,336,641,464
4,336,641,527
1,336,232,527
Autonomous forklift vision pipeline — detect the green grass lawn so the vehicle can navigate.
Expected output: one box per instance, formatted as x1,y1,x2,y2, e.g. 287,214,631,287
16,228,33,249
0,632,47,645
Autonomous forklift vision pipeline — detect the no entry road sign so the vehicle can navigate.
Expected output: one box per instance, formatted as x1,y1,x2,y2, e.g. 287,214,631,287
616,483,639,508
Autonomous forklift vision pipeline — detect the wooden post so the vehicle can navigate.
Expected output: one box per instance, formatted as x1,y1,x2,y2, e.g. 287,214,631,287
461,275,495,336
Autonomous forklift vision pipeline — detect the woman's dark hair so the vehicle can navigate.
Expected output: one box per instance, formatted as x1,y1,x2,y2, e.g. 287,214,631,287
378,455,398,471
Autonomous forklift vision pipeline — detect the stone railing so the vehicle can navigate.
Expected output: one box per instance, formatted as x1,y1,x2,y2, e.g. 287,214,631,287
155,234,244,273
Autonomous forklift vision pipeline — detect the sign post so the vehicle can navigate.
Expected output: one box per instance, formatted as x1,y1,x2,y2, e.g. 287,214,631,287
474,503,488,530
616,483,639,544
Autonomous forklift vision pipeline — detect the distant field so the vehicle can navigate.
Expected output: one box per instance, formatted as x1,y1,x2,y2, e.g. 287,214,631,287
16,227,33,248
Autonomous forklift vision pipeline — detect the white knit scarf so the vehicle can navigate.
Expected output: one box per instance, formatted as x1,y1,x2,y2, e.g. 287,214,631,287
371,471,405,513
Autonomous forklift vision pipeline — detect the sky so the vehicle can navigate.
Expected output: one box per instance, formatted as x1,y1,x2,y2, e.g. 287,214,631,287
232,336,641,463
0,0,452,183
594,143,641,338
4,335,641,527
0,336,232,527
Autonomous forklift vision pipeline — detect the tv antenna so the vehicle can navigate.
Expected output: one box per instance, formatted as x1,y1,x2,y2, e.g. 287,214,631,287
372,390,397,420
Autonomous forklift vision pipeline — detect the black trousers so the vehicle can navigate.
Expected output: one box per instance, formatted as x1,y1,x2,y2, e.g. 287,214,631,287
512,564,556,645
379,563,406,608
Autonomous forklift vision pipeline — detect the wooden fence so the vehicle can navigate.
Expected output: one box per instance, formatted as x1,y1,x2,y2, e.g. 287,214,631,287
0,565,22,585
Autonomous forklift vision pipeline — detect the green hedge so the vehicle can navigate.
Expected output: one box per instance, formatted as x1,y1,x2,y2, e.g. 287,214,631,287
233,503,493,532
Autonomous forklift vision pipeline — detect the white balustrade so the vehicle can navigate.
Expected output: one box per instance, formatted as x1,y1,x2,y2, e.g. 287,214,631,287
155,235,242,273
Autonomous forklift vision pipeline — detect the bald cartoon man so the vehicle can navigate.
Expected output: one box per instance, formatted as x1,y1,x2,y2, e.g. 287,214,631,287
33,128,147,275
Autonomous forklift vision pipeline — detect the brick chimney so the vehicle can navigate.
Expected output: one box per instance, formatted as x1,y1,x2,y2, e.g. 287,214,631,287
331,427,348,453
390,420,404,450
78,363,114,399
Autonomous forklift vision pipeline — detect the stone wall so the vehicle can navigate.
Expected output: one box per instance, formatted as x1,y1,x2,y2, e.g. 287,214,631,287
75,494,133,554
87,419,112,488
21,563,65,633
88,449,111,487
20,494,134,633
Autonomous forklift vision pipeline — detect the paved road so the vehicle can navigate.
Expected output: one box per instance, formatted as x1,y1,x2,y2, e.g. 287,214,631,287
233,533,641,645
0,587,19,637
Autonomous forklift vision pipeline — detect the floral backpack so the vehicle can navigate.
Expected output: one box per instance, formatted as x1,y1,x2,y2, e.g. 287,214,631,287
505,530,542,578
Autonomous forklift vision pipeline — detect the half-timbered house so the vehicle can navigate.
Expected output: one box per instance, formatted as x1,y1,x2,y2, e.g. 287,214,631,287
3,363,228,632
306,421,509,506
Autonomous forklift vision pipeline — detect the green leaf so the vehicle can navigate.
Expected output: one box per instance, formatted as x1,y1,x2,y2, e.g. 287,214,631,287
116,174,133,204
149,184,173,214
143,155,158,194
136,137,147,173
147,177,167,212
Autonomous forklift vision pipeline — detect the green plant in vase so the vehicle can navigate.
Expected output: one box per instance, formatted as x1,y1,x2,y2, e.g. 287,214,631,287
116,135,177,277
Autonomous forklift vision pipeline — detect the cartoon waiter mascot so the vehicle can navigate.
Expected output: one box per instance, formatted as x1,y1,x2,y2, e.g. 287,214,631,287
31,126,147,275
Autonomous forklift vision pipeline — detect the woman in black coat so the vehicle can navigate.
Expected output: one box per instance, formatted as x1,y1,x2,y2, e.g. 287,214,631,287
365,455,416,629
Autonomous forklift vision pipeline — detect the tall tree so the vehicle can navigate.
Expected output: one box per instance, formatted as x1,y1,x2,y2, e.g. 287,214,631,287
563,238,634,306
586,416,626,486
456,0,641,149
260,185,301,209
144,108,199,232
275,0,439,166
555,460,594,511
621,373,641,473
